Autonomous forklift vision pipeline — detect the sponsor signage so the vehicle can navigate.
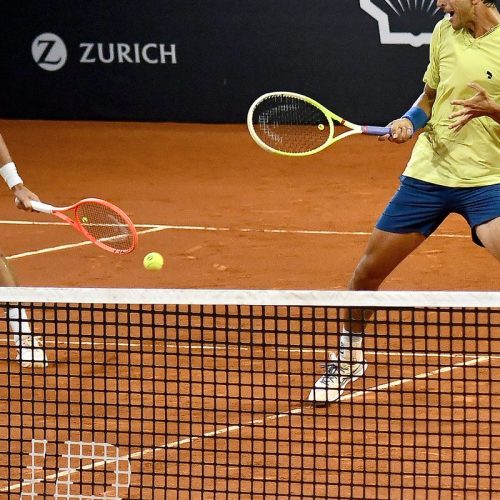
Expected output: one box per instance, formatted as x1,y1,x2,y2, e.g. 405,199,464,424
31,33,67,71
32,33,177,71
2,2,435,123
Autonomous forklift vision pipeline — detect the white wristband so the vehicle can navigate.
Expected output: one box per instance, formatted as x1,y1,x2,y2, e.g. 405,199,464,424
0,162,23,189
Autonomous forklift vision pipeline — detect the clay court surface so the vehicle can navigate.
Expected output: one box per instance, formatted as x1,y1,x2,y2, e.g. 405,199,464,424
0,120,498,498
0,119,498,291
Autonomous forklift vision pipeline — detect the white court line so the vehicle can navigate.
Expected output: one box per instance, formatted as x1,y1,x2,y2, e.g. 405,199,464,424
2,353,491,494
0,219,468,249
2,336,496,360
0,219,468,259
5,227,165,260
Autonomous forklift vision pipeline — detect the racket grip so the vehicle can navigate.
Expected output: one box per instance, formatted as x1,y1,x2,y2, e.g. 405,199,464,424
29,200,55,214
361,125,392,136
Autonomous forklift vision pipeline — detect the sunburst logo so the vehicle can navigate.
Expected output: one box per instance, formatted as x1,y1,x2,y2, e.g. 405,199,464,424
360,0,443,47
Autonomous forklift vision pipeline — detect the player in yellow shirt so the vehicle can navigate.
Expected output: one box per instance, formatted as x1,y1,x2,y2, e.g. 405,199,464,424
309,0,500,404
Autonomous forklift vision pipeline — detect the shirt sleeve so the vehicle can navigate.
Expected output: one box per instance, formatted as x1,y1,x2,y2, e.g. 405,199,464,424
422,20,442,89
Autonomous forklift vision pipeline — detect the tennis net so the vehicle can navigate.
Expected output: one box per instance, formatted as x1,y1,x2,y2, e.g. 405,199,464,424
0,287,498,499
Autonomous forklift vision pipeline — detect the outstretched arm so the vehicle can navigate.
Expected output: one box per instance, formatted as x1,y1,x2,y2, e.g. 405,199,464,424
0,133,39,211
379,84,437,144
449,82,500,131
0,133,13,167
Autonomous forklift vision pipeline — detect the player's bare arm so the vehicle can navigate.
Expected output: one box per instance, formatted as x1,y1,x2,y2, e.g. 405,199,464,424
379,84,437,144
0,132,39,211
449,82,500,131
0,133,13,167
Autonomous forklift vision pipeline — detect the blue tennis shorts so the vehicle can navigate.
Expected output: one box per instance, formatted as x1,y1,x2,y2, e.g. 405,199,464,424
376,176,500,247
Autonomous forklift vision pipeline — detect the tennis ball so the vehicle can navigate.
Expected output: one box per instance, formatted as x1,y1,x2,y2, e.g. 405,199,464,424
143,252,164,271
81,216,89,223
318,124,325,131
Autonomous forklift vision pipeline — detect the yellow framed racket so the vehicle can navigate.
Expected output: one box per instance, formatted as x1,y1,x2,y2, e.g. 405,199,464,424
247,91,391,156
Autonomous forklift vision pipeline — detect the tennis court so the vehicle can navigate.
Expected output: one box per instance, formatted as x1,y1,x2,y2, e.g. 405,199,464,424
0,119,498,498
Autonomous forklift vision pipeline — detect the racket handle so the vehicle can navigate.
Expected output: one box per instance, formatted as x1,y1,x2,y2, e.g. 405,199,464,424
29,200,55,214
361,125,392,136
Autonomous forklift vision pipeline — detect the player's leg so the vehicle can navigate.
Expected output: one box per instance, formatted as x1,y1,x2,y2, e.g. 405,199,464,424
0,253,48,368
340,177,447,363
307,229,426,404
459,183,500,260
475,217,500,260
308,176,448,404
0,253,17,287
344,228,427,328
339,228,426,373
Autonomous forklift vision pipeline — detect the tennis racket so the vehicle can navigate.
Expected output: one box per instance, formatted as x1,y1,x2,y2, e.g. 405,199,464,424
247,91,391,156
23,198,138,254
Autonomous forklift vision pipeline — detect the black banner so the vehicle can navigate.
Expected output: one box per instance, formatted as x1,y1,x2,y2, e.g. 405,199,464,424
1,1,442,124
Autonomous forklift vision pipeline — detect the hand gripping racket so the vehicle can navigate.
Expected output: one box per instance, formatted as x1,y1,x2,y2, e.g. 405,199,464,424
247,91,391,156
25,198,138,254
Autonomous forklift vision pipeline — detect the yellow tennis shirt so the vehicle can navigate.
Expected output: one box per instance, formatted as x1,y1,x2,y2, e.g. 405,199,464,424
403,19,500,187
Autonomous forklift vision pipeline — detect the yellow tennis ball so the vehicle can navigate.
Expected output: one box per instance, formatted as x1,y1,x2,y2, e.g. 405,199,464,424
81,216,89,223
143,252,164,271
318,124,325,131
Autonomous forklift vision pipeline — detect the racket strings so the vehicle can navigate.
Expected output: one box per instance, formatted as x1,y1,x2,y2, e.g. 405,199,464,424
252,95,330,154
76,203,134,252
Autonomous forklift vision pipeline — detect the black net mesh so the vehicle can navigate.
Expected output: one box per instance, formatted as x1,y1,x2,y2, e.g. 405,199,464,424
0,289,498,498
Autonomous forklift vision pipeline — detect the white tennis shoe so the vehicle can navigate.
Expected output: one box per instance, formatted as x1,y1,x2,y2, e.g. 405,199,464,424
308,351,367,404
15,335,48,368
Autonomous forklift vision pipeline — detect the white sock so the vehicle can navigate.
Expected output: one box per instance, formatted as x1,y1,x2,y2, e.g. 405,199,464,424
8,307,32,346
339,328,363,363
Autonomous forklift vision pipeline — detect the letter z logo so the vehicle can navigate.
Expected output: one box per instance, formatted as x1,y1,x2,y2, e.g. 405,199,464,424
32,33,67,71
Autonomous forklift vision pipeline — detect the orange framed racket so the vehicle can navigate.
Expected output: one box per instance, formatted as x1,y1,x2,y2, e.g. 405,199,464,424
28,198,138,254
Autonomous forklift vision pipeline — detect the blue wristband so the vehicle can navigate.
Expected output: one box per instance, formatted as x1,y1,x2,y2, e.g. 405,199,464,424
402,107,429,131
